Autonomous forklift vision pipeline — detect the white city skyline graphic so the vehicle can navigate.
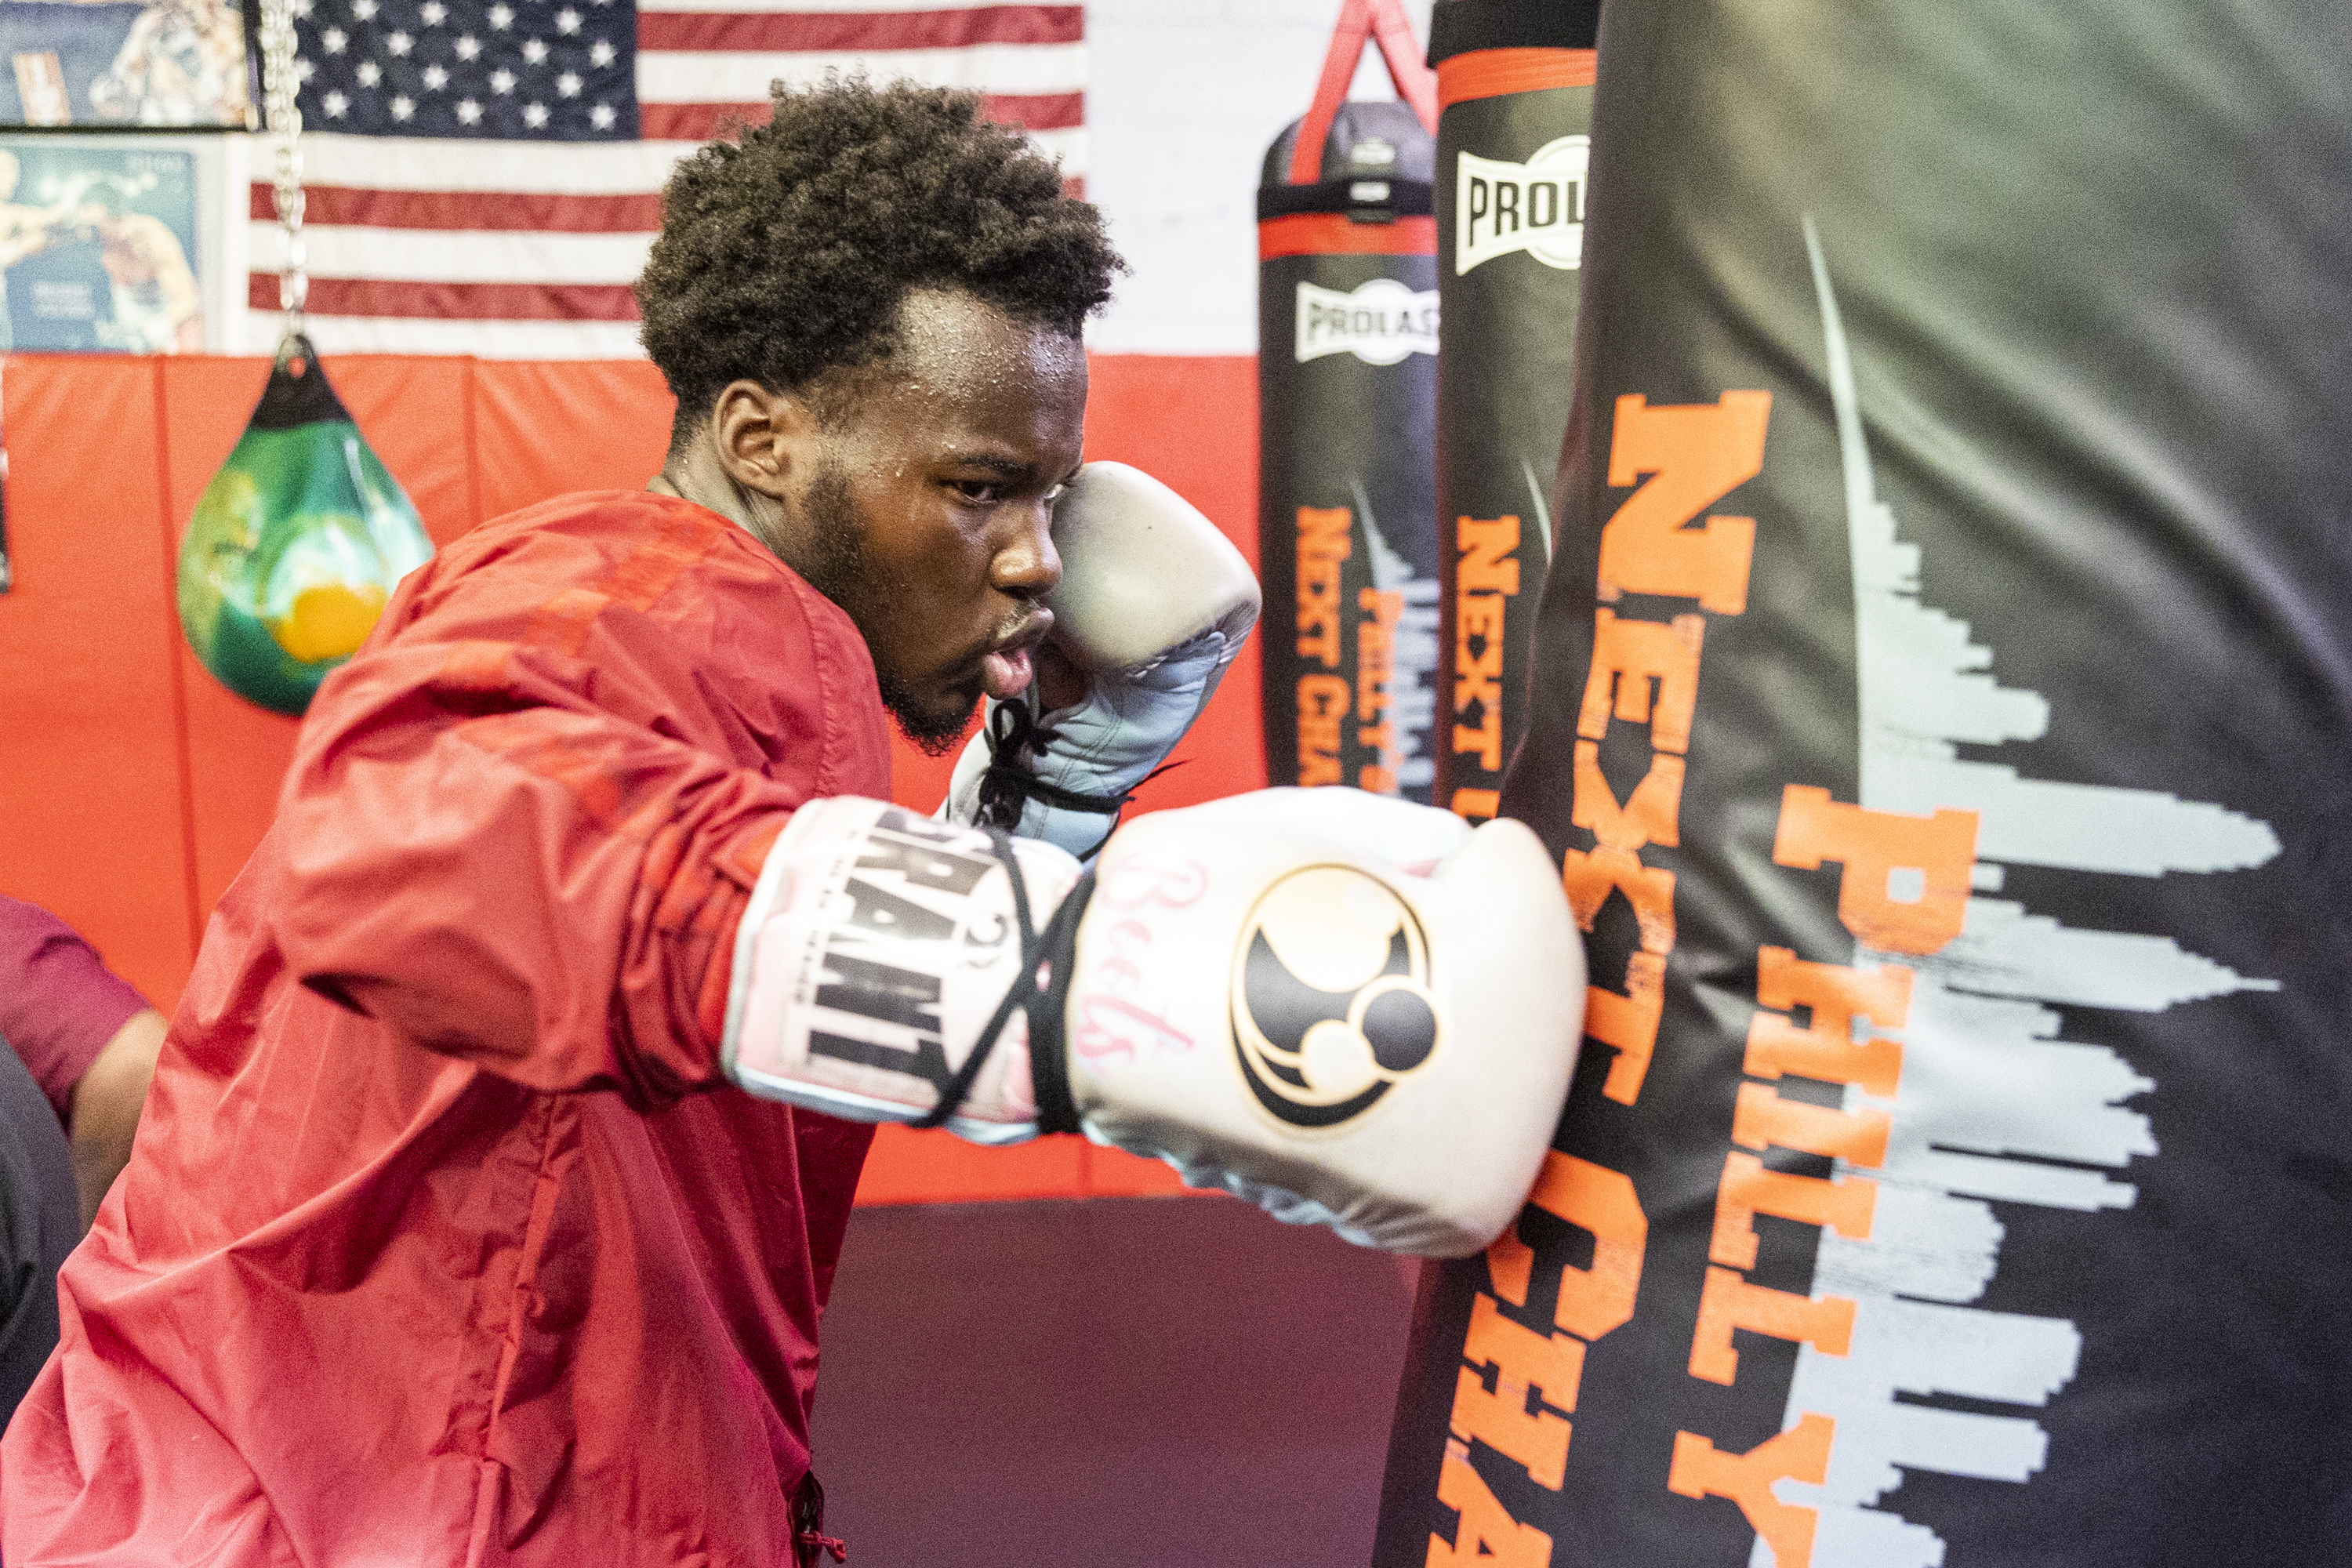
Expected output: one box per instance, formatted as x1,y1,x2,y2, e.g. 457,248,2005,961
1750,220,2281,1567
1352,479,1441,794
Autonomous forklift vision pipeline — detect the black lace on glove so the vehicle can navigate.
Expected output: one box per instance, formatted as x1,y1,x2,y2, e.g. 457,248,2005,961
975,698,1130,829
909,829,1095,1137
1024,864,1093,1137
975,698,1186,862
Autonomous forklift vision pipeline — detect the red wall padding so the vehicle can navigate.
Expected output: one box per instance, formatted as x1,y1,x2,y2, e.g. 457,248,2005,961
0,350,1261,1204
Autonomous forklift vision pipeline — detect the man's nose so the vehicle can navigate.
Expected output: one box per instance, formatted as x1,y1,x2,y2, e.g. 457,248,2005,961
992,498,1062,599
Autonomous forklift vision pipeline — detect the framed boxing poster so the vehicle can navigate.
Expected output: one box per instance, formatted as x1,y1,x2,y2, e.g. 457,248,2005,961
0,132,239,352
0,0,250,128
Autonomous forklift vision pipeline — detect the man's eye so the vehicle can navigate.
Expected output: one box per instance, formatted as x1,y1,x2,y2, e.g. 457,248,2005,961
1042,482,1069,506
950,479,1001,504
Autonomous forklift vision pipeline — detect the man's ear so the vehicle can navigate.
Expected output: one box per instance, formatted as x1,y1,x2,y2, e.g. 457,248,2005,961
707,379,815,499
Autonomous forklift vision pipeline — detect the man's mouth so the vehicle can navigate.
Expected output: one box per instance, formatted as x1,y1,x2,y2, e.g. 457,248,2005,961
978,615,1051,702
981,645,1033,702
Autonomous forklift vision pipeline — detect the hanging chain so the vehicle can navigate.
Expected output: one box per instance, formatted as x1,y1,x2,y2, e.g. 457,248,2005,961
257,0,307,349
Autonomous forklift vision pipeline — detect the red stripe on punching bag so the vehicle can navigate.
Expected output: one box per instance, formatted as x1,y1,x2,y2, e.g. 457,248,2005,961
1436,47,1597,111
1258,214,1437,261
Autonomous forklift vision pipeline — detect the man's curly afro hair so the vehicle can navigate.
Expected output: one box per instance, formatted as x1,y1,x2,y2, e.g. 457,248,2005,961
637,77,1121,431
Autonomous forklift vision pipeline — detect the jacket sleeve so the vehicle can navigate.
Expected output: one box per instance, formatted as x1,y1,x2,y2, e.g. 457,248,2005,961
266,524,848,1110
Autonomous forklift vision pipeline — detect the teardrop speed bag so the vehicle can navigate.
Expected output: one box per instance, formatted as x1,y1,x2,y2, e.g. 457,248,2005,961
1259,54,1443,802
178,340,432,717
1428,0,1599,822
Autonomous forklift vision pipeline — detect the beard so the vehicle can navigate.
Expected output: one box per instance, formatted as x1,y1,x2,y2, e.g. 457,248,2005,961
789,463,979,756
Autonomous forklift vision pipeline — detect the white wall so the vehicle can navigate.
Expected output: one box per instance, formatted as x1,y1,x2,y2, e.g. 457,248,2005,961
1083,0,1432,356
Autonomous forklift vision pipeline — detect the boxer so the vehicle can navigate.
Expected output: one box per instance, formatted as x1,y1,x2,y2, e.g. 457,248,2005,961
2,78,1583,1567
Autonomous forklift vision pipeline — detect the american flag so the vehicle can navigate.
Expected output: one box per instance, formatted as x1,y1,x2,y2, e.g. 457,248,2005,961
256,0,1085,355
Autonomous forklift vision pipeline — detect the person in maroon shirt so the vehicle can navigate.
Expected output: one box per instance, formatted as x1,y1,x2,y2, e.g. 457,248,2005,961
0,897,165,1419
0,897,167,1229
3,82,1121,1565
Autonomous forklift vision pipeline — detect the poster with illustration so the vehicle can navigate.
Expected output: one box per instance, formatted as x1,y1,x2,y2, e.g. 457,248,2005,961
0,0,249,127
0,139,202,351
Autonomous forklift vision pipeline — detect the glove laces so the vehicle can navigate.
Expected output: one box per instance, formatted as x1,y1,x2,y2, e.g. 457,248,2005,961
975,699,1185,862
908,829,1092,1138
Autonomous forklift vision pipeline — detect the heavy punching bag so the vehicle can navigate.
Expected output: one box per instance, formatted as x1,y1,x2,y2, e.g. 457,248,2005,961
177,339,432,716
1377,1,2352,1565
1427,0,1599,822
1258,0,1441,801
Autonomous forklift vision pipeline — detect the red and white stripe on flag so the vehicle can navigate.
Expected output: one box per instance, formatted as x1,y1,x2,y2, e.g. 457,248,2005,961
634,0,1082,142
244,2,1085,358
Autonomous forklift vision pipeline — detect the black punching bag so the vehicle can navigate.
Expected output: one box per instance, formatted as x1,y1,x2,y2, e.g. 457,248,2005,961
1379,0,2352,1566
1428,0,1599,822
1258,0,1440,802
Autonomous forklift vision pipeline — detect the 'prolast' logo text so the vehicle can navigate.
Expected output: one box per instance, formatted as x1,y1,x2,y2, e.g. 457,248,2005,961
1294,278,1439,365
1457,134,1590,275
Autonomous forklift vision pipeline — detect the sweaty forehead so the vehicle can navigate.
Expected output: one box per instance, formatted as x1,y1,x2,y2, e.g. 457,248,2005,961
843,289,1087,456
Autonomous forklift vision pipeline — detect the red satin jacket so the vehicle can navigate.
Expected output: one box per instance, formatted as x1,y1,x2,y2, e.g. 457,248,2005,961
1,492,890,1566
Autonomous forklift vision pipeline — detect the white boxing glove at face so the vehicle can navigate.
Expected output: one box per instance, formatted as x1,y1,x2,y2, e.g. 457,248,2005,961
943,463,1261,858
724,787,1583,1257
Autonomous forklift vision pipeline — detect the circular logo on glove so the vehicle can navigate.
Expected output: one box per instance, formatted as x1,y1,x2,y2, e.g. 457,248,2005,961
1230,866,1443,1131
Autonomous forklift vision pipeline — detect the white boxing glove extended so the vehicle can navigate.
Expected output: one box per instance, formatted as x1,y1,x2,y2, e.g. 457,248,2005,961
724,788,1584,1256
942,462,1261,859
